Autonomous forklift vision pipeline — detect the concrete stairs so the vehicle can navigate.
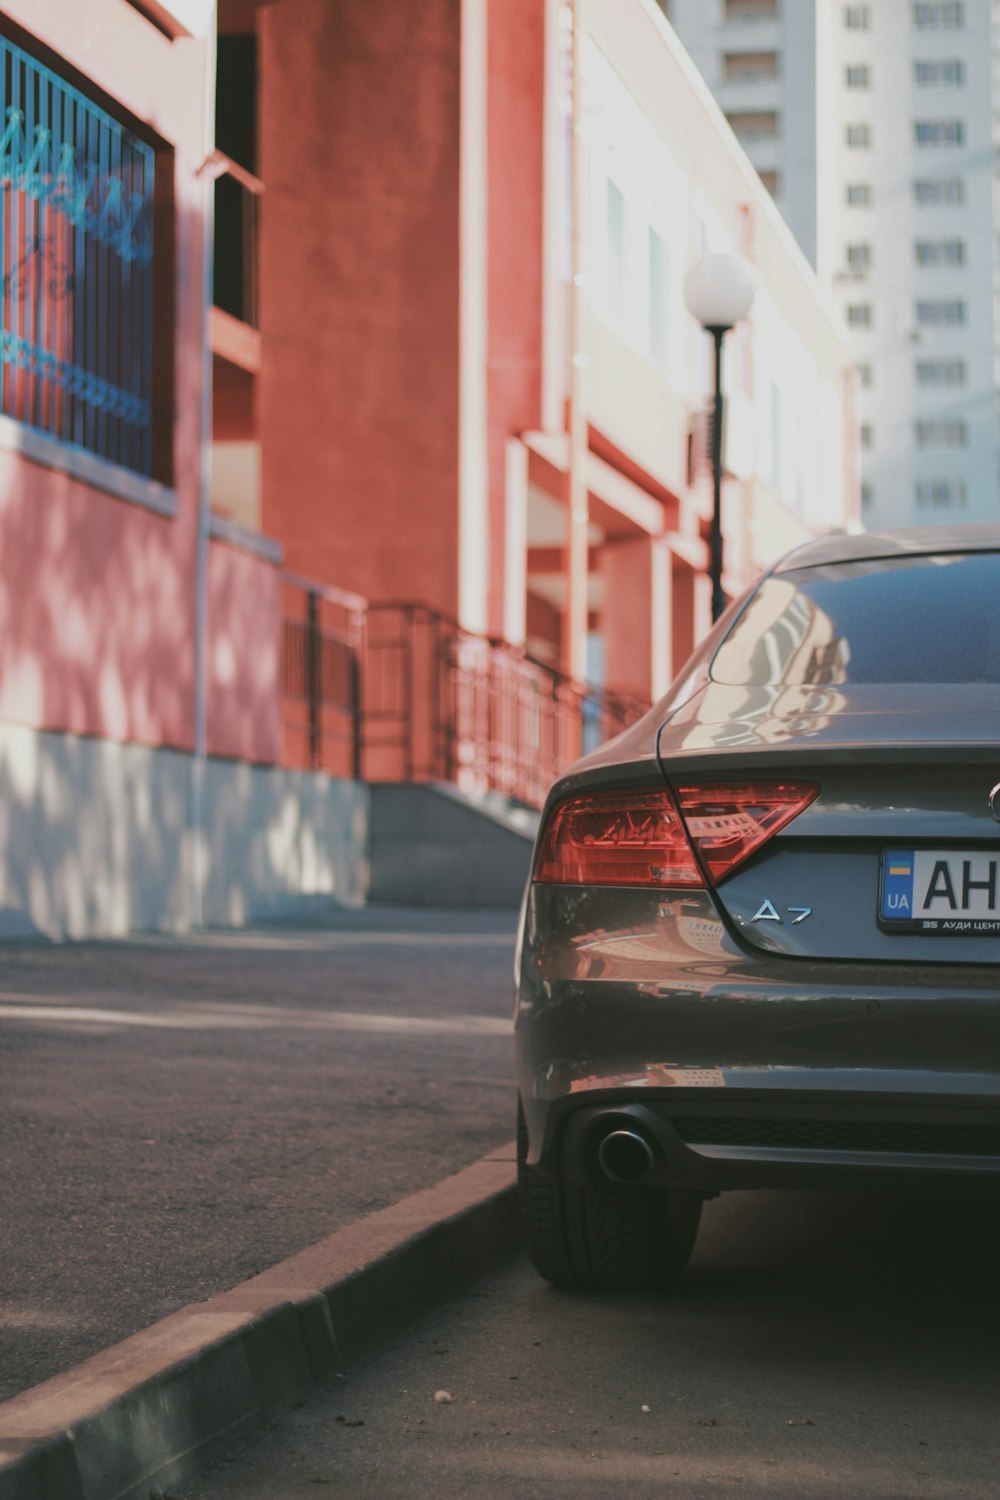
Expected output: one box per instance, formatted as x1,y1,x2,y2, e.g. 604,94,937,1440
369,782,540,908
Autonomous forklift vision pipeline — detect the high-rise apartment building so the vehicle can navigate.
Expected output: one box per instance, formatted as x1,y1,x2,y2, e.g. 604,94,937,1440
665,0,997,530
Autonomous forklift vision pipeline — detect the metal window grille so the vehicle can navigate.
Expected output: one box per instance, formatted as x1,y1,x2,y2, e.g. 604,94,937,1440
0,35,156,476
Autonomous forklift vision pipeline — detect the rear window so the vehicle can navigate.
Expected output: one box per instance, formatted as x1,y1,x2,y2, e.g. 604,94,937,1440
711,552,1000,686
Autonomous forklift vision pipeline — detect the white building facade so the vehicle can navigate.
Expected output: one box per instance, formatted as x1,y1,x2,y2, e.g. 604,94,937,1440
664,0,1000,530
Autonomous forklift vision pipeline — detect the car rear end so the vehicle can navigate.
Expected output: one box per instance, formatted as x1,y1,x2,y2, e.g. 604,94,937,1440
516,531,1000,1287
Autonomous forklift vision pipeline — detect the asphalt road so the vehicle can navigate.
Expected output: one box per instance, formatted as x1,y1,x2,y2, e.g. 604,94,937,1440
0,906,518,1402
179,1189,1000,1500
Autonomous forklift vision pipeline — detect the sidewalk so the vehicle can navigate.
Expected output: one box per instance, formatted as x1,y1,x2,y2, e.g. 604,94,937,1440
1,906,518,1404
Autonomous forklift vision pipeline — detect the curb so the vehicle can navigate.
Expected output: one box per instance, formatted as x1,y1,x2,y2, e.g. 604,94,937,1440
0,1144,519,1500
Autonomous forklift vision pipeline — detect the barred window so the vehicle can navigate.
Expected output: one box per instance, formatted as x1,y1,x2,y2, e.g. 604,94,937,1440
846,242,872,273
846,65,871,87
0,33,167,480
846,303,872,327
846,183,872,206
846,123,871,147
844,6,870,28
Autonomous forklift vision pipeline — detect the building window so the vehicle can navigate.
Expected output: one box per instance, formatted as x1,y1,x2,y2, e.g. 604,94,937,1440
606,179,626,324
913,2,964,29
915,359,966,385
846,243,872,274
860,423,873,449
915,239,965,266
847,303,872,327
915,419,967,446
856,362,872,387
648,227,667,366
0,34,163,479
861,481,874,510
758,169,779,195
723,52,778,81
915,479,967,508
845,65,871,87
915,299,966,324
724,0,778,19
914,59,965,85
846,123,872,147
914,119,965,146
845,6,871,28
913,177,965,204
846,183,872,206
726,111,778,142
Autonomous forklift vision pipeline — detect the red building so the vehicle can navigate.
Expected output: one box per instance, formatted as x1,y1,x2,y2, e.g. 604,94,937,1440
214,0,853,761
0,0,853,936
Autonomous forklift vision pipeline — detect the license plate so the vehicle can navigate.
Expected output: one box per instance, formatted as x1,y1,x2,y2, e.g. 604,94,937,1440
880,848,1000,934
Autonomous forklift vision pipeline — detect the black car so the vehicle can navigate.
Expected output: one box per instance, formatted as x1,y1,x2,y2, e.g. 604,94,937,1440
515,525,1000,1290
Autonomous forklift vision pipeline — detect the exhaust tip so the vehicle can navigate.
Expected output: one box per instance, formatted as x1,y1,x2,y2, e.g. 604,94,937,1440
597,1127,656,1185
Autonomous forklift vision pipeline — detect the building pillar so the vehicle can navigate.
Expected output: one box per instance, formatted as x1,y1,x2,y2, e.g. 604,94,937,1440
602,535,671,702
503,439,528,646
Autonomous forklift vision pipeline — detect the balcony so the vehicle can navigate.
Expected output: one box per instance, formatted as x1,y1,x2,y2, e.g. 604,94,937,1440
202,149,263,371
201,149,264,534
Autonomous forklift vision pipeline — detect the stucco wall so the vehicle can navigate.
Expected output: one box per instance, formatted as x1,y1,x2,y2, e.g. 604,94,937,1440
206,538,282,763
0,0,213,750
0,723,368,941
258,0,463,612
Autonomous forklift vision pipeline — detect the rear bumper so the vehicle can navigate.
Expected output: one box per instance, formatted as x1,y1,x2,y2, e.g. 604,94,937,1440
525,1089,1000,1196
516,885,1000,1195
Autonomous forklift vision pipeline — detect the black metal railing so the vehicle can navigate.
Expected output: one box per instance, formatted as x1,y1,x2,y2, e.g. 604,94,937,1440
280,587,649,807
364,603,648,805
281,574,366,779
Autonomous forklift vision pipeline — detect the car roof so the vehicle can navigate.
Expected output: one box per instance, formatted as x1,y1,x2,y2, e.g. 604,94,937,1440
774,523,1000,574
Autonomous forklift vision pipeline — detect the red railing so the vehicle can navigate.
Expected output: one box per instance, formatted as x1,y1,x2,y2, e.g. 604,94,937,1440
281,587,649,807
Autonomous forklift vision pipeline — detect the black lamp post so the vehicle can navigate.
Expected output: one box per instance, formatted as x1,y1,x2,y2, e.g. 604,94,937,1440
684,254,758,622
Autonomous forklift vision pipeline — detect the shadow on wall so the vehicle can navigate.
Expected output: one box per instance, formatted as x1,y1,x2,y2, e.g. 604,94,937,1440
0,724,369,940
199,756,369,926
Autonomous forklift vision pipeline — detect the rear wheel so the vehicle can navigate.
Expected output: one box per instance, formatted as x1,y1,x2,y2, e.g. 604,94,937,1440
516,1100,701,1291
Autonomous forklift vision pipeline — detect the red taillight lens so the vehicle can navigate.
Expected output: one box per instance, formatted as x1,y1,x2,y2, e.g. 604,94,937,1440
533,781,818,888
674,781,818,884
534,788,703,887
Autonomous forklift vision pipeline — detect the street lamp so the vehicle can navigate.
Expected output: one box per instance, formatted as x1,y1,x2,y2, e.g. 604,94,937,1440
684,253,757,622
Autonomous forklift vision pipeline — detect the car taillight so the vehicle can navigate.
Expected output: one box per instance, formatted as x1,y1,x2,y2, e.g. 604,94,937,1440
674,781,818,884
534,788,702,887
534,782,817,888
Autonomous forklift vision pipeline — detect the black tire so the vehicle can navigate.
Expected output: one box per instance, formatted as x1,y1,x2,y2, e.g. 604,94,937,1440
517,1100,701,1292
